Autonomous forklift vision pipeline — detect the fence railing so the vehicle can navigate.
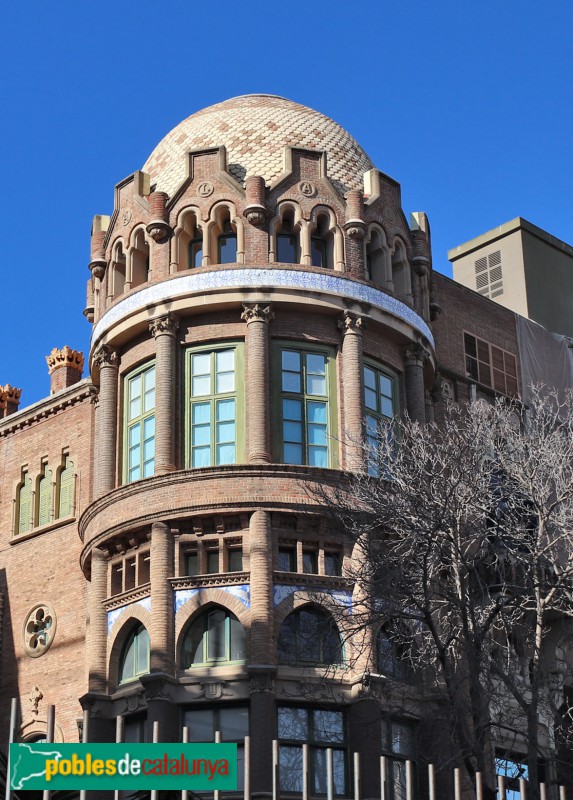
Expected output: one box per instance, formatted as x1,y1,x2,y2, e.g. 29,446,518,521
4,701,569,800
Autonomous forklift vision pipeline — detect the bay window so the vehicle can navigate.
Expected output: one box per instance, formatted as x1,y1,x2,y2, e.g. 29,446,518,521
124,363,156,483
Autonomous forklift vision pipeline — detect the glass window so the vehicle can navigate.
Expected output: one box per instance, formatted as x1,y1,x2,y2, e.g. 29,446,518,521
125,364,156,483
206,548,220,574
364,363,396,475
182,606,246,667
381,720,417,800
218,222,238,264
278,607,342,666
495,753,530,800
311,237,327,268
183,707,248,790
278,706,346,795
187,346,243,468
324,551,342,576
277,233,299,263
278,547,296,572
303,550,318,574
228,547,243,572
378,629,414,682
188,237,203,268
119,624,150,683
277,346,335,467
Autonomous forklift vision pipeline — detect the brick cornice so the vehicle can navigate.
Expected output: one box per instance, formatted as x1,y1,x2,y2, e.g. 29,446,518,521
0,380,93,437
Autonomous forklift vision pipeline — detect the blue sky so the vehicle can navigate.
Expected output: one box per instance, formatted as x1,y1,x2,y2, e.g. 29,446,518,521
1,0,572,406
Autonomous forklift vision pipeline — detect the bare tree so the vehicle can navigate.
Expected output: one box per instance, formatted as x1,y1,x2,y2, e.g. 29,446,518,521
317,389,573,800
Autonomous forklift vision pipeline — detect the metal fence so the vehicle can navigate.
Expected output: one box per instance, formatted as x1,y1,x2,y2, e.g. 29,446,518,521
4,700,569,800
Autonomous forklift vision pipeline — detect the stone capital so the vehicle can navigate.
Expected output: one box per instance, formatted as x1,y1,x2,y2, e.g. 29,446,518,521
403,342,430,368
241,303,274,324
46,346,84,374
338,310,364,335
149,313,179,338
93,345,119,369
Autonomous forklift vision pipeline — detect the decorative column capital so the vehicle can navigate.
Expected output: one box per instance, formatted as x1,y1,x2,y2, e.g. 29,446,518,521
343,220,366,240
338,311,364,335
403,342,430,368
241,303,274,324
93,344,119,369
149,313,179,338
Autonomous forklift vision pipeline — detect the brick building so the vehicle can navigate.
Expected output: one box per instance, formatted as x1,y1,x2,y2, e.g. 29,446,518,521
0,95,570,796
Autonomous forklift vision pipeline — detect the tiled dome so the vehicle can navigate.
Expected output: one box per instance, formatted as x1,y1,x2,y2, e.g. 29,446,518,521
143,94,374,198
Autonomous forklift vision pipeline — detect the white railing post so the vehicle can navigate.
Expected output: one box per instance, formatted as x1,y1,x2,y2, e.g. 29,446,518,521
540,783,548,800
559,786,567,800
79,709,89,800
302,743,310,800
5,698,18,800
272,740,279,800
519,776,527,799
406,760,414,800
380,756,387,800
150,721,159,800
42,705,55,800
476,771,483,800
354,752,361,800
243,735,250,800
182,726,189,800
114,716,124,800
454,767,462,800
326,748,334,800
497,774,506,800
428,763,435,800
214,730,221,800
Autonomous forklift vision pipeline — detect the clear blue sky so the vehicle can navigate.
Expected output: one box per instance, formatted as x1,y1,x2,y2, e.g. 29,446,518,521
1,0,572,406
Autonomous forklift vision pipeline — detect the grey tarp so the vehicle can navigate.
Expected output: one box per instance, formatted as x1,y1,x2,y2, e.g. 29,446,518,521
516,314,573,404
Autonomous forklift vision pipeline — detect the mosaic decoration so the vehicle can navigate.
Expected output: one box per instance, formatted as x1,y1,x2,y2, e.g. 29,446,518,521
175,584,250,615
107,597,151,634
93,269,434,348
273,584,352,609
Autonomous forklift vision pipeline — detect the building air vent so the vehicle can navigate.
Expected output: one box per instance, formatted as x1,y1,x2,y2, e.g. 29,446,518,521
475,250,503,299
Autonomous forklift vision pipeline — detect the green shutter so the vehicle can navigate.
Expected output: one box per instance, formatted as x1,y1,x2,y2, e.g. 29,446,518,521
37,469,53,527
58,459,74,518
17,476,32,534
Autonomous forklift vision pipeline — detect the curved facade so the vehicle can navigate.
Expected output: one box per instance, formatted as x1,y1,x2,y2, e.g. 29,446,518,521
78,93,436,791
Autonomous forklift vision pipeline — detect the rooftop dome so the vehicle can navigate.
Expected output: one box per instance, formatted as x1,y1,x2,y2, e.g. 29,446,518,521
143,94,374,198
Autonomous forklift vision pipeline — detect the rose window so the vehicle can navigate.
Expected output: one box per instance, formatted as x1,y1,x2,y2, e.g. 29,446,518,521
23,603,56,657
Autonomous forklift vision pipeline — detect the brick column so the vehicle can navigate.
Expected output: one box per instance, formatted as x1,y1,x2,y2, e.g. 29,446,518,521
241,304,273,464
91,392,99,497
150,521,174,674
88,548,108,693
403,343,428,423
248,510,276,792
149,314,179,474
339,312,365,472
93,346,119,496
343,189,366,279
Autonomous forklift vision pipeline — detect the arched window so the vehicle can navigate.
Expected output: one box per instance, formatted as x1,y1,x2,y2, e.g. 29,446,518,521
16,472,33,535
310,214,334,269
366,228,390,285
278,607,342,666
377,628,413,681
179,211,203,269
182,606,246,668
56,456,74,519
275,208,300,264
36,467,53,527
218,219,238,264
111,242,126,297
131,229,150,288
119,624,150,683
391,240,413,304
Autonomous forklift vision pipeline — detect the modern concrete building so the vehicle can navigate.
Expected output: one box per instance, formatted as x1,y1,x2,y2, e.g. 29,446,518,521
0,95,571,799
448,217,573,338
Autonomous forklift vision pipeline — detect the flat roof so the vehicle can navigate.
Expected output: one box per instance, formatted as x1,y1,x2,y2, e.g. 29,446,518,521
448,217,573,260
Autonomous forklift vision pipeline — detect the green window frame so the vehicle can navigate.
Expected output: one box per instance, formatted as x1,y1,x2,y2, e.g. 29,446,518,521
124,362,156,483
119,624,150,684
273,342,338,468
57,456,75,519
185,343,244,468
16,473,33,535
36,468,53,527
181,607,246,667
364,361,398,475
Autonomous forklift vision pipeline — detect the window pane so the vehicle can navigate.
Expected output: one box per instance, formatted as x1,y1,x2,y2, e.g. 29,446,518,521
278,548,296,571
280,747,303,793
228,549,243,571
313,748,346,796
216,349,234,375
207,610,226,660
207,550,219,574
217,398,235,421
308,401,327,424
307,374,326,395
277,234,297,263
364,367,376,390
284,443,303,464
217,421,236,443
308,446,328,467
282,370,301,393
314,710,344,744
136,627,150,674
283,399,302,420
365,387,377,410
229,616,247,662
192,447,211,468
303,551,318,574
282,350,301,373
189,241,203,268
120,637,135,681
129,423,141,447
284,420,303,443
218,234,237,263
381,397,394,417
193,424,211,447
184,709,214,742
217,443,236,464
220,707,249,741
308,423,327,446
193,402,211,425
278,707,308,741
380,374,393,397
143,415,155,440
325,553,341,576
192,375,211,396
186,552,198,576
